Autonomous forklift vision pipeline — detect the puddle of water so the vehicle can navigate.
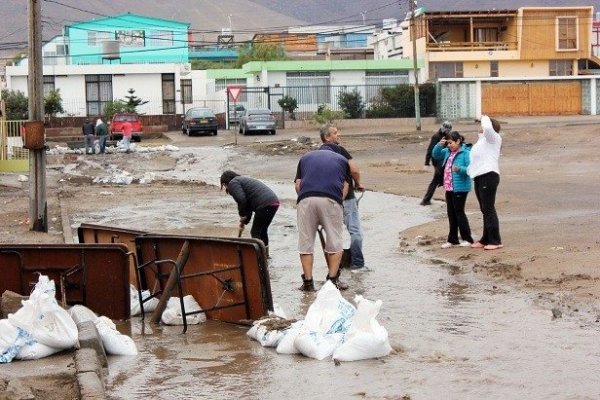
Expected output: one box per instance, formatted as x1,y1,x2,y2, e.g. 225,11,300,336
104,178,600,399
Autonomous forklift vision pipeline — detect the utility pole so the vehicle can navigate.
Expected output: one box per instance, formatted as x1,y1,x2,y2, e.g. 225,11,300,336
410,0,421,131
28,0,47,232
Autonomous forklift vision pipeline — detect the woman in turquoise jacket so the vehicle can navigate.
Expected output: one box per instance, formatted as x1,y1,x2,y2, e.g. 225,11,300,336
432,131,474,248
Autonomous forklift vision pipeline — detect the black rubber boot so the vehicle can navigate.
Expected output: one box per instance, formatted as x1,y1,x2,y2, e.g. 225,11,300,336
326,270,348,291
299,274,315,292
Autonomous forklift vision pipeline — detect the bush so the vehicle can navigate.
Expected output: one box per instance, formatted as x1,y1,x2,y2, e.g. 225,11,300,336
278,95,298,120
338,90,364,119
366,84,436,118
44,89,64,117
103,100,127,121
1,89,29,120
313,104,344,124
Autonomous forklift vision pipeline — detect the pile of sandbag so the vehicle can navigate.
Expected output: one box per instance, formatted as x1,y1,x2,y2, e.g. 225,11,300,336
247,281,392,362
0,275,138,363
0,275,78,363
69,306,137,356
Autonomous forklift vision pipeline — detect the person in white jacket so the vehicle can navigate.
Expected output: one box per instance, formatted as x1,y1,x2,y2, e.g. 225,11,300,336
467,115,503,250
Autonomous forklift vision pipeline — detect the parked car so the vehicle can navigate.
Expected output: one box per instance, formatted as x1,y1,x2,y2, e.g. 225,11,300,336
228,104,246,125
181,107,218,136
239,108,276,135
110,113,143,142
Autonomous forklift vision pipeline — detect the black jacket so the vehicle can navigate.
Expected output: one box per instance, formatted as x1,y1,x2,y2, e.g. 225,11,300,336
425,129,447,167
227,176,279,222
82,121,95,136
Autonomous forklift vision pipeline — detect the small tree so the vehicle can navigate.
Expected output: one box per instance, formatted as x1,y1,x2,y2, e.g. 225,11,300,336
278,95,298,120
338,89,364,119
103,100,127,121
1,89,29,120
123,88,148,113
44,89,64,117
313,104,344,124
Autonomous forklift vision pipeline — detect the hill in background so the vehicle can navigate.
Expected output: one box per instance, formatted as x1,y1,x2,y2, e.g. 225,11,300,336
1,0,598,63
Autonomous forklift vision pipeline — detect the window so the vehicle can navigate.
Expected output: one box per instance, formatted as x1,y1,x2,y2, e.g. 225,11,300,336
116,30,145,47
557,17,577,50
490,61,499,77
150,30,174,46
549,60,573,76
286,72,330,104
429,62,464,80
43,51,57,66
85,75,112,116
162,73,176,114
56,44,68,56
475,28,499,43
215,78,247,102
87,31,112,46
365,71,409,101
43,76,55,95
180,79,192,104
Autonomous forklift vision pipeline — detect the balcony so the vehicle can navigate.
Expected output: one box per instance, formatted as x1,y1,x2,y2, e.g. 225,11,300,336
427,41,518,52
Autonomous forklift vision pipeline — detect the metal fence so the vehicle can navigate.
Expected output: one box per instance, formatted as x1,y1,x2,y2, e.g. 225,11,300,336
0,120,28,162
237,84,422,121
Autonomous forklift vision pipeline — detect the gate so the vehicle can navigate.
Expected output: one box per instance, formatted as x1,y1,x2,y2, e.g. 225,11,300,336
226,87,273,128
0,119,28,172
482,81,582,115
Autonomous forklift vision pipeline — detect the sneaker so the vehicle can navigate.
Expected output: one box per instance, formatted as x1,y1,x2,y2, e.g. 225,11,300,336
349,265,371,273
420,200,431,206
440,242,455,249
299,274,315,292
471,242,485,249
458,241,472,247
484,244,504,250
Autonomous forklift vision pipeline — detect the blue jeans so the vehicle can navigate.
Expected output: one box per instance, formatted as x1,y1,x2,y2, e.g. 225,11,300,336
98,135,107,153
343,197,365,267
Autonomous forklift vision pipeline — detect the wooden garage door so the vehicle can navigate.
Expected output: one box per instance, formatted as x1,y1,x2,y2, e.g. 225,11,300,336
482,82,581,116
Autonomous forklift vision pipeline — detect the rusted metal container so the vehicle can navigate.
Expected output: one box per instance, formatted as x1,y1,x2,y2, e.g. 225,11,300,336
135,234,272,325
22,120,45,150
0,244,131,320
77,223,145,287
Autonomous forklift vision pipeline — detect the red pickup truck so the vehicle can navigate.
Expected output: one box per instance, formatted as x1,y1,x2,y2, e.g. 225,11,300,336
110,113,143,142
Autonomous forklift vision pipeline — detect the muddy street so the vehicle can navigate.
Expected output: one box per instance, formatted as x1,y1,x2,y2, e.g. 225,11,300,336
3,121,600,399
102,174,600,399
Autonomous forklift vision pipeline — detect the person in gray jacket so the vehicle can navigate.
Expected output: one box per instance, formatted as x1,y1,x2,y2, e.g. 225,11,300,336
220,170,280,255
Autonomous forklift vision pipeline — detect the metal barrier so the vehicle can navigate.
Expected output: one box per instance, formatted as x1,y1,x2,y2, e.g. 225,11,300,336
0,119,28,172
0,243,131,320
135,234,273,331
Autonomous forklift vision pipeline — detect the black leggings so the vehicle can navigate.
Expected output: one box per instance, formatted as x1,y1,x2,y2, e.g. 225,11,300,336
250,205,279,246
445,191,473,244
474,172,501,245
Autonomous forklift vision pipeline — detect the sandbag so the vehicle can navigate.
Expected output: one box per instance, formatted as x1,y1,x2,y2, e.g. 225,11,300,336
332,296,392,362
275,321,304,355
293,281,356,360
247,317,297,348
69,304,98,325
8,275,78,349
95,316,138,356
130,285,159,316
161,295,206,326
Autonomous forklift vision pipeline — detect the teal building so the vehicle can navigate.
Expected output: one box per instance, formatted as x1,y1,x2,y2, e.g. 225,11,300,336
66,13,190,64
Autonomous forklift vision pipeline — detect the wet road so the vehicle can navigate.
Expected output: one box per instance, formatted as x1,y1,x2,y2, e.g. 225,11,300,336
94,141,600,399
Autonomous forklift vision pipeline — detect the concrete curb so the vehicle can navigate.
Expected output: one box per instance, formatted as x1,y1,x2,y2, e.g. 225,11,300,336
76,321,108,399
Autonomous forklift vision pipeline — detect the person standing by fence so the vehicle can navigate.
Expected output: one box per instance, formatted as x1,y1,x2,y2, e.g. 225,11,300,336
82,119,95,154
95,118,108,154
